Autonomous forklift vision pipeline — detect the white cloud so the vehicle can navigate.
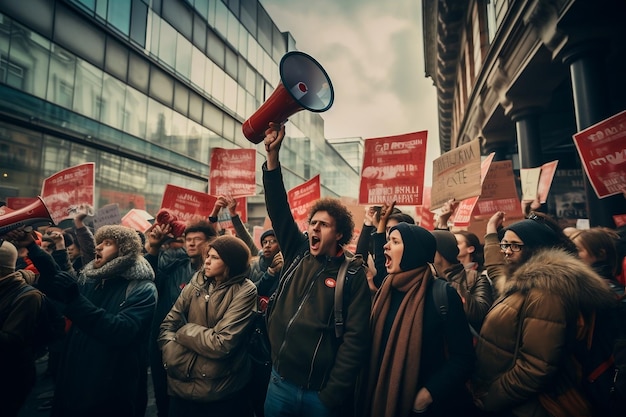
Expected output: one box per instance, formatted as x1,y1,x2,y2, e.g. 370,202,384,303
261,0,441,183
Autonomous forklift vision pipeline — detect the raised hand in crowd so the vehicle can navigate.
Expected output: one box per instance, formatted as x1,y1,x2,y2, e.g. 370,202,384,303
267,251,283,277
145,222,173,256
434,198,458,230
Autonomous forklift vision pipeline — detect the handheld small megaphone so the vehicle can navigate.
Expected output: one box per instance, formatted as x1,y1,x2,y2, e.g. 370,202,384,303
0,197,54,236
242,51,334,144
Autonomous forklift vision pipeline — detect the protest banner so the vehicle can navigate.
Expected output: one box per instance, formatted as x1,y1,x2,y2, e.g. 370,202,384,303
121,209,154,233
41,163,95,224
520,160,559,203
454,159,523,228
92,203,122,231
573,109,626,198
520,167,541,202
431,139,482,210
209,148,257,197
216,197,248,236
419,186,435,230
288,175,321,232
6,197,38,210
359,131,428,206
451,153,495,227
537,160,558,203
160,184,217,222
99,189,146,211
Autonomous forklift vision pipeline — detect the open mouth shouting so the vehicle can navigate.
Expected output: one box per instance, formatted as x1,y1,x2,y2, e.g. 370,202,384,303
310,235,321,253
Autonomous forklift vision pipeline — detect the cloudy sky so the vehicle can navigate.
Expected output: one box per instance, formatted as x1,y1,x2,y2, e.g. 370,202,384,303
260,0,441,179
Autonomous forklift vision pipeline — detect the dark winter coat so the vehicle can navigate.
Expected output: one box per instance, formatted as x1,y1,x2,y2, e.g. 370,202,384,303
51,254,157,417
263,163,372,409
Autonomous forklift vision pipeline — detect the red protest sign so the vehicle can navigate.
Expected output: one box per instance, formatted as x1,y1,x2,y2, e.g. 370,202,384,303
573,110,626,198
160,184,216,223
419,186,435,230
288,175,321,232
359,131,428,206
209,148,257,197
41,163,95,224
6,197,39,210
121,209,154,233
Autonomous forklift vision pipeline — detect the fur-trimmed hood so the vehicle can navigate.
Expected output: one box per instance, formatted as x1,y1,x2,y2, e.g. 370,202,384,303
79,254,155,284
504,248,616,315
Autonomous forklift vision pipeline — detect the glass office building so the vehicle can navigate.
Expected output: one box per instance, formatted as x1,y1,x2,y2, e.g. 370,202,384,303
0,0,359,225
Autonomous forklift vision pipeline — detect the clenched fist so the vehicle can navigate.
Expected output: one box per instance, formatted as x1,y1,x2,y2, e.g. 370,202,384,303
267,251,284,276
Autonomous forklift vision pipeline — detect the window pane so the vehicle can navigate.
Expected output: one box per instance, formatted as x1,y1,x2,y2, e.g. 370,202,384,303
146,97,172,147
211,66,225,106
108,0,131,35
223,74,237,113
214,0,228,38
124,85,147,138
190,46,206,88
130,0,148,47
102,73,126,129
170,110,189,156
159,20,177,69
47,45,76,109
175,33,192,80
73,59,104,120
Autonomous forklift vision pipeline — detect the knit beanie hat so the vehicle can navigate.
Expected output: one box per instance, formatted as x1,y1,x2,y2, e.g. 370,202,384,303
209,235,251,278
260,229,275,243
432,230,460,264
0,240,18,271
389,223,436,271
94,225,142,257
504,219,559,250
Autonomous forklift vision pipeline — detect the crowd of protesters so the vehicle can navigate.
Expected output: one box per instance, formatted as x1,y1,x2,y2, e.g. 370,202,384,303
2,123,626,417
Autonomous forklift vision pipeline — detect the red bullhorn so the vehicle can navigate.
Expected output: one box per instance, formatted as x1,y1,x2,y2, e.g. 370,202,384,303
242,51,334,144
0,197,54,236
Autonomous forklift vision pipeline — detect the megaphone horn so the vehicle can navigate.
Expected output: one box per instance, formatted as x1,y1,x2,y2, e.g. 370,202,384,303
243,51,334,144
0,197,54,236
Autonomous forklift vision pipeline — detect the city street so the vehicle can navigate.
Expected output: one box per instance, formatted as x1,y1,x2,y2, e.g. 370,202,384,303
19,355,158,417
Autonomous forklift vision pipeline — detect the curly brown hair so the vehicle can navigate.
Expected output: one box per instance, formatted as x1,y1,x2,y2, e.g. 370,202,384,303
307,197,354,246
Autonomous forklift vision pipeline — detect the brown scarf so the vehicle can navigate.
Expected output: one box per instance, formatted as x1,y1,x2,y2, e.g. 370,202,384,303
365,265,432,417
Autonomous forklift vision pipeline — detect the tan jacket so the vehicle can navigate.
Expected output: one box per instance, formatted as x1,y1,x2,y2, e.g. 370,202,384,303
472,248,615,417
159,271,257,402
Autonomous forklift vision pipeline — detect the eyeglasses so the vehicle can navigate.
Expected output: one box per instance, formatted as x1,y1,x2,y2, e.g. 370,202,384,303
500,242,524,252
262,239,277,246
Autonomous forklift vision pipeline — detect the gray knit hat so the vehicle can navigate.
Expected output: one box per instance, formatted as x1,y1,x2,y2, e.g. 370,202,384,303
209,235,251,278
94,225,142,257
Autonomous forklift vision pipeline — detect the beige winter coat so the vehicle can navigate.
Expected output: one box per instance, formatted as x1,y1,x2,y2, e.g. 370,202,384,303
159,271,257,402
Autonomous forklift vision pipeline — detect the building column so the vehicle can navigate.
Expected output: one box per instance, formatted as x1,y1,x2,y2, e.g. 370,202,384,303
561,43,623,227
510,107,543,169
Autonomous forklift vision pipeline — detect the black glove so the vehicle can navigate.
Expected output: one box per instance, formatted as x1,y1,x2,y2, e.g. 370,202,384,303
39,271,80,304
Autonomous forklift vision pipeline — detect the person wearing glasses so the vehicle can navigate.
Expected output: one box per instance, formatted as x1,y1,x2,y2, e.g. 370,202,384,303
470,212,616,417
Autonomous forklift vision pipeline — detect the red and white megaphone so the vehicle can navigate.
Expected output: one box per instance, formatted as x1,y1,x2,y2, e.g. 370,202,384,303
0,197,54,236
242,51,334,144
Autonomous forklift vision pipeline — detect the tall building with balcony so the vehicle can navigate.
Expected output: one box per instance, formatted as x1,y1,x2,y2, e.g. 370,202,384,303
423,0,626,227
0,0,360,226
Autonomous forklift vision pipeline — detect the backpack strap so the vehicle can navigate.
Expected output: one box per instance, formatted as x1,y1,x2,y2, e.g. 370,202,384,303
431,277,449,322
334,256,350,338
